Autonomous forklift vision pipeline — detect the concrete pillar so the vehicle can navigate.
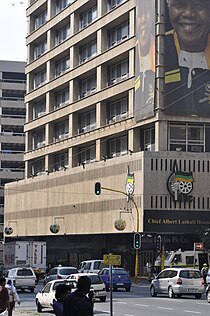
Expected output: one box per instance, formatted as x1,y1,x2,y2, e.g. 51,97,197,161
128,89,134,117
129,48,135,77
97,65,102,90
45,123,50,145
155,121,168,151
129,9,135,37
69,113,73,137
46,92,50,113
96,139,101,162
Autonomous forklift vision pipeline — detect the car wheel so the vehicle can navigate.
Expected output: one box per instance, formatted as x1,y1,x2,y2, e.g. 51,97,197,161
177,294,182,298
195,293,202,299
150,285,157,297
168,286,175,298
36,300,42,313
100,296,106,302
207,290,210,303
125,287,131,292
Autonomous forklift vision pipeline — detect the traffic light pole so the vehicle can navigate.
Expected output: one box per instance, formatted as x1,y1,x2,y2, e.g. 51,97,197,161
100,186,140,284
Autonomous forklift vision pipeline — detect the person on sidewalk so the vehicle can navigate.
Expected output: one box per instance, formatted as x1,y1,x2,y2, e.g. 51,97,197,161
5,280,20,316
0,277,9,315
63,276,94,316
53,284,71,316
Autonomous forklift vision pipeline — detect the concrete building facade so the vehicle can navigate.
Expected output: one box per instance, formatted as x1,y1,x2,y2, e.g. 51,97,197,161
4,0,210,275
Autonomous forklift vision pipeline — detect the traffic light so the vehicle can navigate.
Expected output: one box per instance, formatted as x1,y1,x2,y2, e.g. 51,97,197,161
133,233,141,249
95,182,101,195
156,235,162,253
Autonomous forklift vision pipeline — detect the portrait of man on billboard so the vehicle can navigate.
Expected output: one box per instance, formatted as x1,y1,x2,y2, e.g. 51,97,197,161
164,0,210,117
134,0,155,121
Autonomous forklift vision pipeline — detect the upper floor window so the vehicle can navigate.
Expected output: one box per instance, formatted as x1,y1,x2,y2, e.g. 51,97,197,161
107,135,128,158
33,99,46,119
109,59,129,85
31,158,45,176
79,6,97,30
79,40,97,64
107,97,128,123
54,88,69,109
80,75,96,99
78,144,96,165
55,24,70,46
53,120,69,141
35,10,47,30
108,0,126,11
55,56,70,77
32,129,45,149
78,109,96,133
108,22,129,48
169,124,204,153
34,69,46,89
53,151,68,171
34,40,47,60
144,128,155,151
55,0,72,14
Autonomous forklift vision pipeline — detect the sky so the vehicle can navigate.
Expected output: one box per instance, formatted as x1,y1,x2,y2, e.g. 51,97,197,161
0,0,27,62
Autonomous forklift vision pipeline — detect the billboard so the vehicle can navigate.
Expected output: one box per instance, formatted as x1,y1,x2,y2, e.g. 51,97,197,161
164,0,210,117
134,0,155,121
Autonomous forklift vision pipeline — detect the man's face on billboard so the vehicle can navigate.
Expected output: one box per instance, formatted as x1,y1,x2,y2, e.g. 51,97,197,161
138,1,154,56
168,0,210,52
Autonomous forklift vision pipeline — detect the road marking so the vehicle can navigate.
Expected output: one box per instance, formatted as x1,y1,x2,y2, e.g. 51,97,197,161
135,304,149,307
115,301,127,304
158,307,173,310
184,311,201,314
124,314,135,316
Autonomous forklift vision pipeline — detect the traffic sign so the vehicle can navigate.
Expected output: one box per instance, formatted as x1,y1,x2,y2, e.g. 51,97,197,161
195,242,204,250
103,254,121,266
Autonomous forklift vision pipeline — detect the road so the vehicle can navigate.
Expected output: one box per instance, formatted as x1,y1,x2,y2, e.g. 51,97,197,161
12,281,210,316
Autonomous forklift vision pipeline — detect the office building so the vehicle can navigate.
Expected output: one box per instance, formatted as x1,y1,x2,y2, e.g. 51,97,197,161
0,60,26,262
4,0,210,275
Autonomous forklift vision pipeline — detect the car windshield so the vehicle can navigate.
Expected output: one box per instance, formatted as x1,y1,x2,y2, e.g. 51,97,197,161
112,269,127,275
52,281,77,290
17,269,33,276
180,270,202,279
88,275,103,284
59,268,78,275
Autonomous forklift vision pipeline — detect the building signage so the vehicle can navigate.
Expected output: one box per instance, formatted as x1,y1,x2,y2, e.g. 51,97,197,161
167,161,193,201
144,210,210,233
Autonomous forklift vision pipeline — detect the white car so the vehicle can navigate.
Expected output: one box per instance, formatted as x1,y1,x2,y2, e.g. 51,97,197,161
6,267,36,292
67,273,106,302
35,279,77,312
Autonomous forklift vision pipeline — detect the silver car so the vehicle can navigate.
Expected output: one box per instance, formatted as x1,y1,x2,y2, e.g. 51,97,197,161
43,266,78,285
150,268,204,299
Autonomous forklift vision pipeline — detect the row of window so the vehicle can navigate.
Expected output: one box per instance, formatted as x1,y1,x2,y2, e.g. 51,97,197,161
29,133,128,175
32,57,129,109
33,20,129,62
150,196,210,210
32,0,126,31
31,96,128,148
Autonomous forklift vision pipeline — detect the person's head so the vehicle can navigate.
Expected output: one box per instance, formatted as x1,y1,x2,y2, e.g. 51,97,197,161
167,0,210,52
203,263,208,267
7,280,12,286
77,276,91,295
55,284,71,303
137,0,155,56
0,277,6,286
